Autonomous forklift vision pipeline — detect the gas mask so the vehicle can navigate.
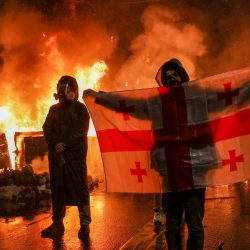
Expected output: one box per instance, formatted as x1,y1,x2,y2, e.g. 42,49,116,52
54,75,79,101
54,83,69,100
164,70,182,87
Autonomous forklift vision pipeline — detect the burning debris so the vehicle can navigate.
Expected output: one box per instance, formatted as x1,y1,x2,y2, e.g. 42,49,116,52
0,130,101,217
0,165,49,200
14,131,47,169
0,133,11,170
0,163,99,217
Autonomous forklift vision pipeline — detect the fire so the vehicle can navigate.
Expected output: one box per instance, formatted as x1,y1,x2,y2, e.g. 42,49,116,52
0,61,108,169
75,61,108,93
75,61,108,136
0,107,11,123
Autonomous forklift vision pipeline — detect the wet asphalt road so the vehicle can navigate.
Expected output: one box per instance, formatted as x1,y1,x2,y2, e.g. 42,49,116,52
0,182,250,250
0,183,155,250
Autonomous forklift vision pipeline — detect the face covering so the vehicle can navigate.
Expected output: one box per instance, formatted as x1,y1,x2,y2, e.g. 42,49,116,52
164,70,182,86
54,83,70,101
58,83,69,99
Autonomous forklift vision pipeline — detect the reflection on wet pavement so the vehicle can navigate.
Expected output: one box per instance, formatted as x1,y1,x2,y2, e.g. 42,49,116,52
0,182,155,249
0,182,249,249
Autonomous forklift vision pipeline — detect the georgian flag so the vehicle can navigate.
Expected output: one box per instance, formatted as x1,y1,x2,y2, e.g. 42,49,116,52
84,67,250,193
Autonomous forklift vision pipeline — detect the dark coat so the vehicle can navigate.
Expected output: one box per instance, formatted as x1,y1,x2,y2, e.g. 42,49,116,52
43,100,90,206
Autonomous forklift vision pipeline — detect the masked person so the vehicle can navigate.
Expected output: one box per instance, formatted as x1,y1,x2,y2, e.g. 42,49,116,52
41,75,91,239
155,59,206,250
83,58,208,249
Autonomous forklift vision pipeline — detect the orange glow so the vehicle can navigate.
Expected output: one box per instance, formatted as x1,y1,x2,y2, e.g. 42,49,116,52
75,61,108,93
0,107,11,123
75,61,108,137
0,42,108,169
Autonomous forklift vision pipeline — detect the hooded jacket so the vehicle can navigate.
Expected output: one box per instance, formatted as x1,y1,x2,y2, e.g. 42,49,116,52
43,76,90,206
155,58,189,87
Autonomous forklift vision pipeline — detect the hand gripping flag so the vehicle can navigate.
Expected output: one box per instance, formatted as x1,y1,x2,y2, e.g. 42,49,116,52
84,67,250,193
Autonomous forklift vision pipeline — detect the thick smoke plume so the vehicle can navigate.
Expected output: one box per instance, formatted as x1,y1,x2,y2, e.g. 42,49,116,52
0,0,250,122
111,0,250,90
113,5,206,90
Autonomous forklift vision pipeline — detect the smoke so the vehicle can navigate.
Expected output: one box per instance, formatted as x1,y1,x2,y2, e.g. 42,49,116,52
110,0,250,90
0,0,250,119
0,0,249,173
0,0,116,123
180,0,250,77
206,2,250,73
112,5,206,90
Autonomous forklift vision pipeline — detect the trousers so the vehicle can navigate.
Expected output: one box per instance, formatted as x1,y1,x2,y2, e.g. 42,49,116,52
52,203,91,225
163,188,206,250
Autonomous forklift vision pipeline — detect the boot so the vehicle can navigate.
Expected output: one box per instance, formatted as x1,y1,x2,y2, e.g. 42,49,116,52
153,207,163,224
41,222,65,238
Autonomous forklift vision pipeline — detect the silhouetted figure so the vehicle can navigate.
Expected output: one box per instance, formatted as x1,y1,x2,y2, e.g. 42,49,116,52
83,59,206,249
154,59,206,250
41,75,91,239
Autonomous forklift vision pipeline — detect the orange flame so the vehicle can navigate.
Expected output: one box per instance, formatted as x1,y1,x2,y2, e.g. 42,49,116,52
0,60,108,169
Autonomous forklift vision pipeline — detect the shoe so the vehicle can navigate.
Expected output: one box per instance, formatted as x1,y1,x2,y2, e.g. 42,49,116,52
153,206,163,224
153,211,162,224
78,224,90,239
41,222,65,238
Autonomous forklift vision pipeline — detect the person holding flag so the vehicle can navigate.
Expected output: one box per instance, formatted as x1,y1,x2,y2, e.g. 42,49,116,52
83,58,206,249
83,59,250,250
155,59,206,250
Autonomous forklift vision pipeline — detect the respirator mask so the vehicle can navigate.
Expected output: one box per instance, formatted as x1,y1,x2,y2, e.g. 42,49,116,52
54,83,69,100
164,70,182,87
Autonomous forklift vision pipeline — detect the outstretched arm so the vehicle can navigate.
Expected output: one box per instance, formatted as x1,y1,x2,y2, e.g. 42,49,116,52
83,89,151,120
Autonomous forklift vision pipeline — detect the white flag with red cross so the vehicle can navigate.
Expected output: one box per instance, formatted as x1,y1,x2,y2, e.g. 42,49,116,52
84,67,250,193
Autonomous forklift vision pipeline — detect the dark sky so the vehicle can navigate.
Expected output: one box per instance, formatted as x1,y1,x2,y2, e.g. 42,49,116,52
21,0,250,78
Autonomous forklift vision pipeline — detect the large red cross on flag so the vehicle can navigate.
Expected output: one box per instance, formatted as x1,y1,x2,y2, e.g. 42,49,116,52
84,67,250,193
115,100,135,120
130,161,147,182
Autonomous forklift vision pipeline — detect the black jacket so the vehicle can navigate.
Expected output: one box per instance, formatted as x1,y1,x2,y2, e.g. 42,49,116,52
43,100,90,206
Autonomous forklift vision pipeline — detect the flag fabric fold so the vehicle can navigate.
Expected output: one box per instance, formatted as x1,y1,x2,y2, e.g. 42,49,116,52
84,67,250,193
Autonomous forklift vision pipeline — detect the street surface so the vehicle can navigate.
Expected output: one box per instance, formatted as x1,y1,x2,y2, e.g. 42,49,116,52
0,182,250,250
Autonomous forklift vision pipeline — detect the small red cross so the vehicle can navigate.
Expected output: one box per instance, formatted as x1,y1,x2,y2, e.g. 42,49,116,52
130,161,147,182
217,82,239,106
222,149,244,172
115,100,135,120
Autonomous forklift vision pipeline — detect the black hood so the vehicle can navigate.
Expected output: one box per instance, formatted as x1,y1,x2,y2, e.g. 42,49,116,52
155,58,189,87
56,75,79,101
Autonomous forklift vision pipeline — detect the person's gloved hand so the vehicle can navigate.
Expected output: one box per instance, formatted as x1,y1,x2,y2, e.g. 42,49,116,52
82,89,98,99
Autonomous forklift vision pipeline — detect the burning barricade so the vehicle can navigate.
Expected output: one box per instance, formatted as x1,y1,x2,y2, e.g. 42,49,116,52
0,165,50,202
0,61,106,215
0,131,101,216
0,133,11,170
